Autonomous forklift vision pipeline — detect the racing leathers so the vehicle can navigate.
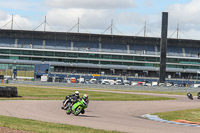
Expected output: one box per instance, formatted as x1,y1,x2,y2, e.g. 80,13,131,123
63,94,80,109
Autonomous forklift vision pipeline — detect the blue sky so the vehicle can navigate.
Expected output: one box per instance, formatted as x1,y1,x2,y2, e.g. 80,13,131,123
0,0,199,40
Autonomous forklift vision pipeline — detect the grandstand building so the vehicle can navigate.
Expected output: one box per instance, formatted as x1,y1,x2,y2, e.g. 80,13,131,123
0,29,200,79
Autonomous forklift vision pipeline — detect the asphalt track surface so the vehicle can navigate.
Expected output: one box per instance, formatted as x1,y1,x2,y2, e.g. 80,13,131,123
1,91,200,133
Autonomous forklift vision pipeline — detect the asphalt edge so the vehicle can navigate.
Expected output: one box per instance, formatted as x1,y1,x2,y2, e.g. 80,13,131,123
142,114,200,127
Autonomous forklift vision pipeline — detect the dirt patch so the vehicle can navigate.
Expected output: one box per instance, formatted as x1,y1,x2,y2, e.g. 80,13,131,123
0,127,35,133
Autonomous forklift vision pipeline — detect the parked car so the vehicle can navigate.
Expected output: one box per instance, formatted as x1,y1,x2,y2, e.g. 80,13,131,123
115,80,123,85
101,79,110,85
123,80,131,85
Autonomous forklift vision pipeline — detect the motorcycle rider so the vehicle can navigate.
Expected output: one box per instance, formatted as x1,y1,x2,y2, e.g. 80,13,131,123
79,94,89,114
62,91,80,109
81,94,89,103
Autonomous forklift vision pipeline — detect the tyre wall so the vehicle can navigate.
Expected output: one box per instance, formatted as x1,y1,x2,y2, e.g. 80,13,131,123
0,86,18,97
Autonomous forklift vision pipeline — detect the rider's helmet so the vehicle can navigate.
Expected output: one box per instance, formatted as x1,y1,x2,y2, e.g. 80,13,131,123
75,91,79,96
83,94,88,100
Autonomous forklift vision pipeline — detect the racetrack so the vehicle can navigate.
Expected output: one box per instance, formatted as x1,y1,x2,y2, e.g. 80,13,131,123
0,92,200,133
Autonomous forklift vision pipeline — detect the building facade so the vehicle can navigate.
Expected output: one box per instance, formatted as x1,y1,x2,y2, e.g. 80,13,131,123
0,29,200,79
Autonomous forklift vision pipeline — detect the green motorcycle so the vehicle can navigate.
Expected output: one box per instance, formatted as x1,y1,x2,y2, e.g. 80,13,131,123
66,97,89,116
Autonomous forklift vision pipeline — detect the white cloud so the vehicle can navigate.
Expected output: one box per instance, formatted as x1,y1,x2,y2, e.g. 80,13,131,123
0,0,44,11
166,0,200,30
163,0,200,40
117,12,147,26
44,7,153,35
45,8,117,32
45,0,136,9
0,11,7,20
0,11,33,30
2,0,200,40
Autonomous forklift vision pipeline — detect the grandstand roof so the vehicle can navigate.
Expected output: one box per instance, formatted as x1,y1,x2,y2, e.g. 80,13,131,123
0,29,200,48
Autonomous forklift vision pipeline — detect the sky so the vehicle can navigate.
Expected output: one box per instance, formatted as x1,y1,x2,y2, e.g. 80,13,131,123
0,0,200,40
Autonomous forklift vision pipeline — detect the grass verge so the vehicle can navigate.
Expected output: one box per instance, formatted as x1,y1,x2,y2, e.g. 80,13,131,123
0,84,175,101
153,108,200,123
0,115,121,133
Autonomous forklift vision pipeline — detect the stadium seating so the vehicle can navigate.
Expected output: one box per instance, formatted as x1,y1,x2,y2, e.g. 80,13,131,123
0,37,15,47
55,40,71,50
32,39,43,49
130,44,155,55
73,42,99,52
184,47,200,57
167,46,182,56
101,43,127,53
3,36,200,58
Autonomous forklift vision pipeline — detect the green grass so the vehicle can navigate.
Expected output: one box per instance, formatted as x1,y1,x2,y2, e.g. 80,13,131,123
0,84,175,101
89,88,197,96
96,88,195,96
0,115,121,133
153,108,200,123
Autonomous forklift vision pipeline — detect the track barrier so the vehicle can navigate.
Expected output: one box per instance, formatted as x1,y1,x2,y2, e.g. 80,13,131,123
0,86,18,97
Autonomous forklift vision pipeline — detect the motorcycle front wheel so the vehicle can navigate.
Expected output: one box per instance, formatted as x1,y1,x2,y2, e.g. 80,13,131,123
66,108,71,115
74,106,82,116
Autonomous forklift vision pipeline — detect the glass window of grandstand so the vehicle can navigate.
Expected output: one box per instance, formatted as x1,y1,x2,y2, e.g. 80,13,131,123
111,62,122,65
166,65,200,69
123,56,133,60
32,57,42,61
123,62,133,66
44,51,54,56
167,58,178,63
101,55,112,59
88,60,99,64
55,52,65,57
57,58,65,62
0,56,9,59
67,53,77,57
22,50,32,55
11,50,21,54
68,59,76,63
101,61,110,65
88,53,99,58
33,51,43,56
146,57,159,62
0,49,10,54
133,63,145,66
0,64,9,70
19,57,31,60
135,56,146,61
178,59,200,64
44,58,57,62
10,56,19,60
78,53,88,58
112,55,122,60
77,60,88,63
16,65,34,71
144,63,154,67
